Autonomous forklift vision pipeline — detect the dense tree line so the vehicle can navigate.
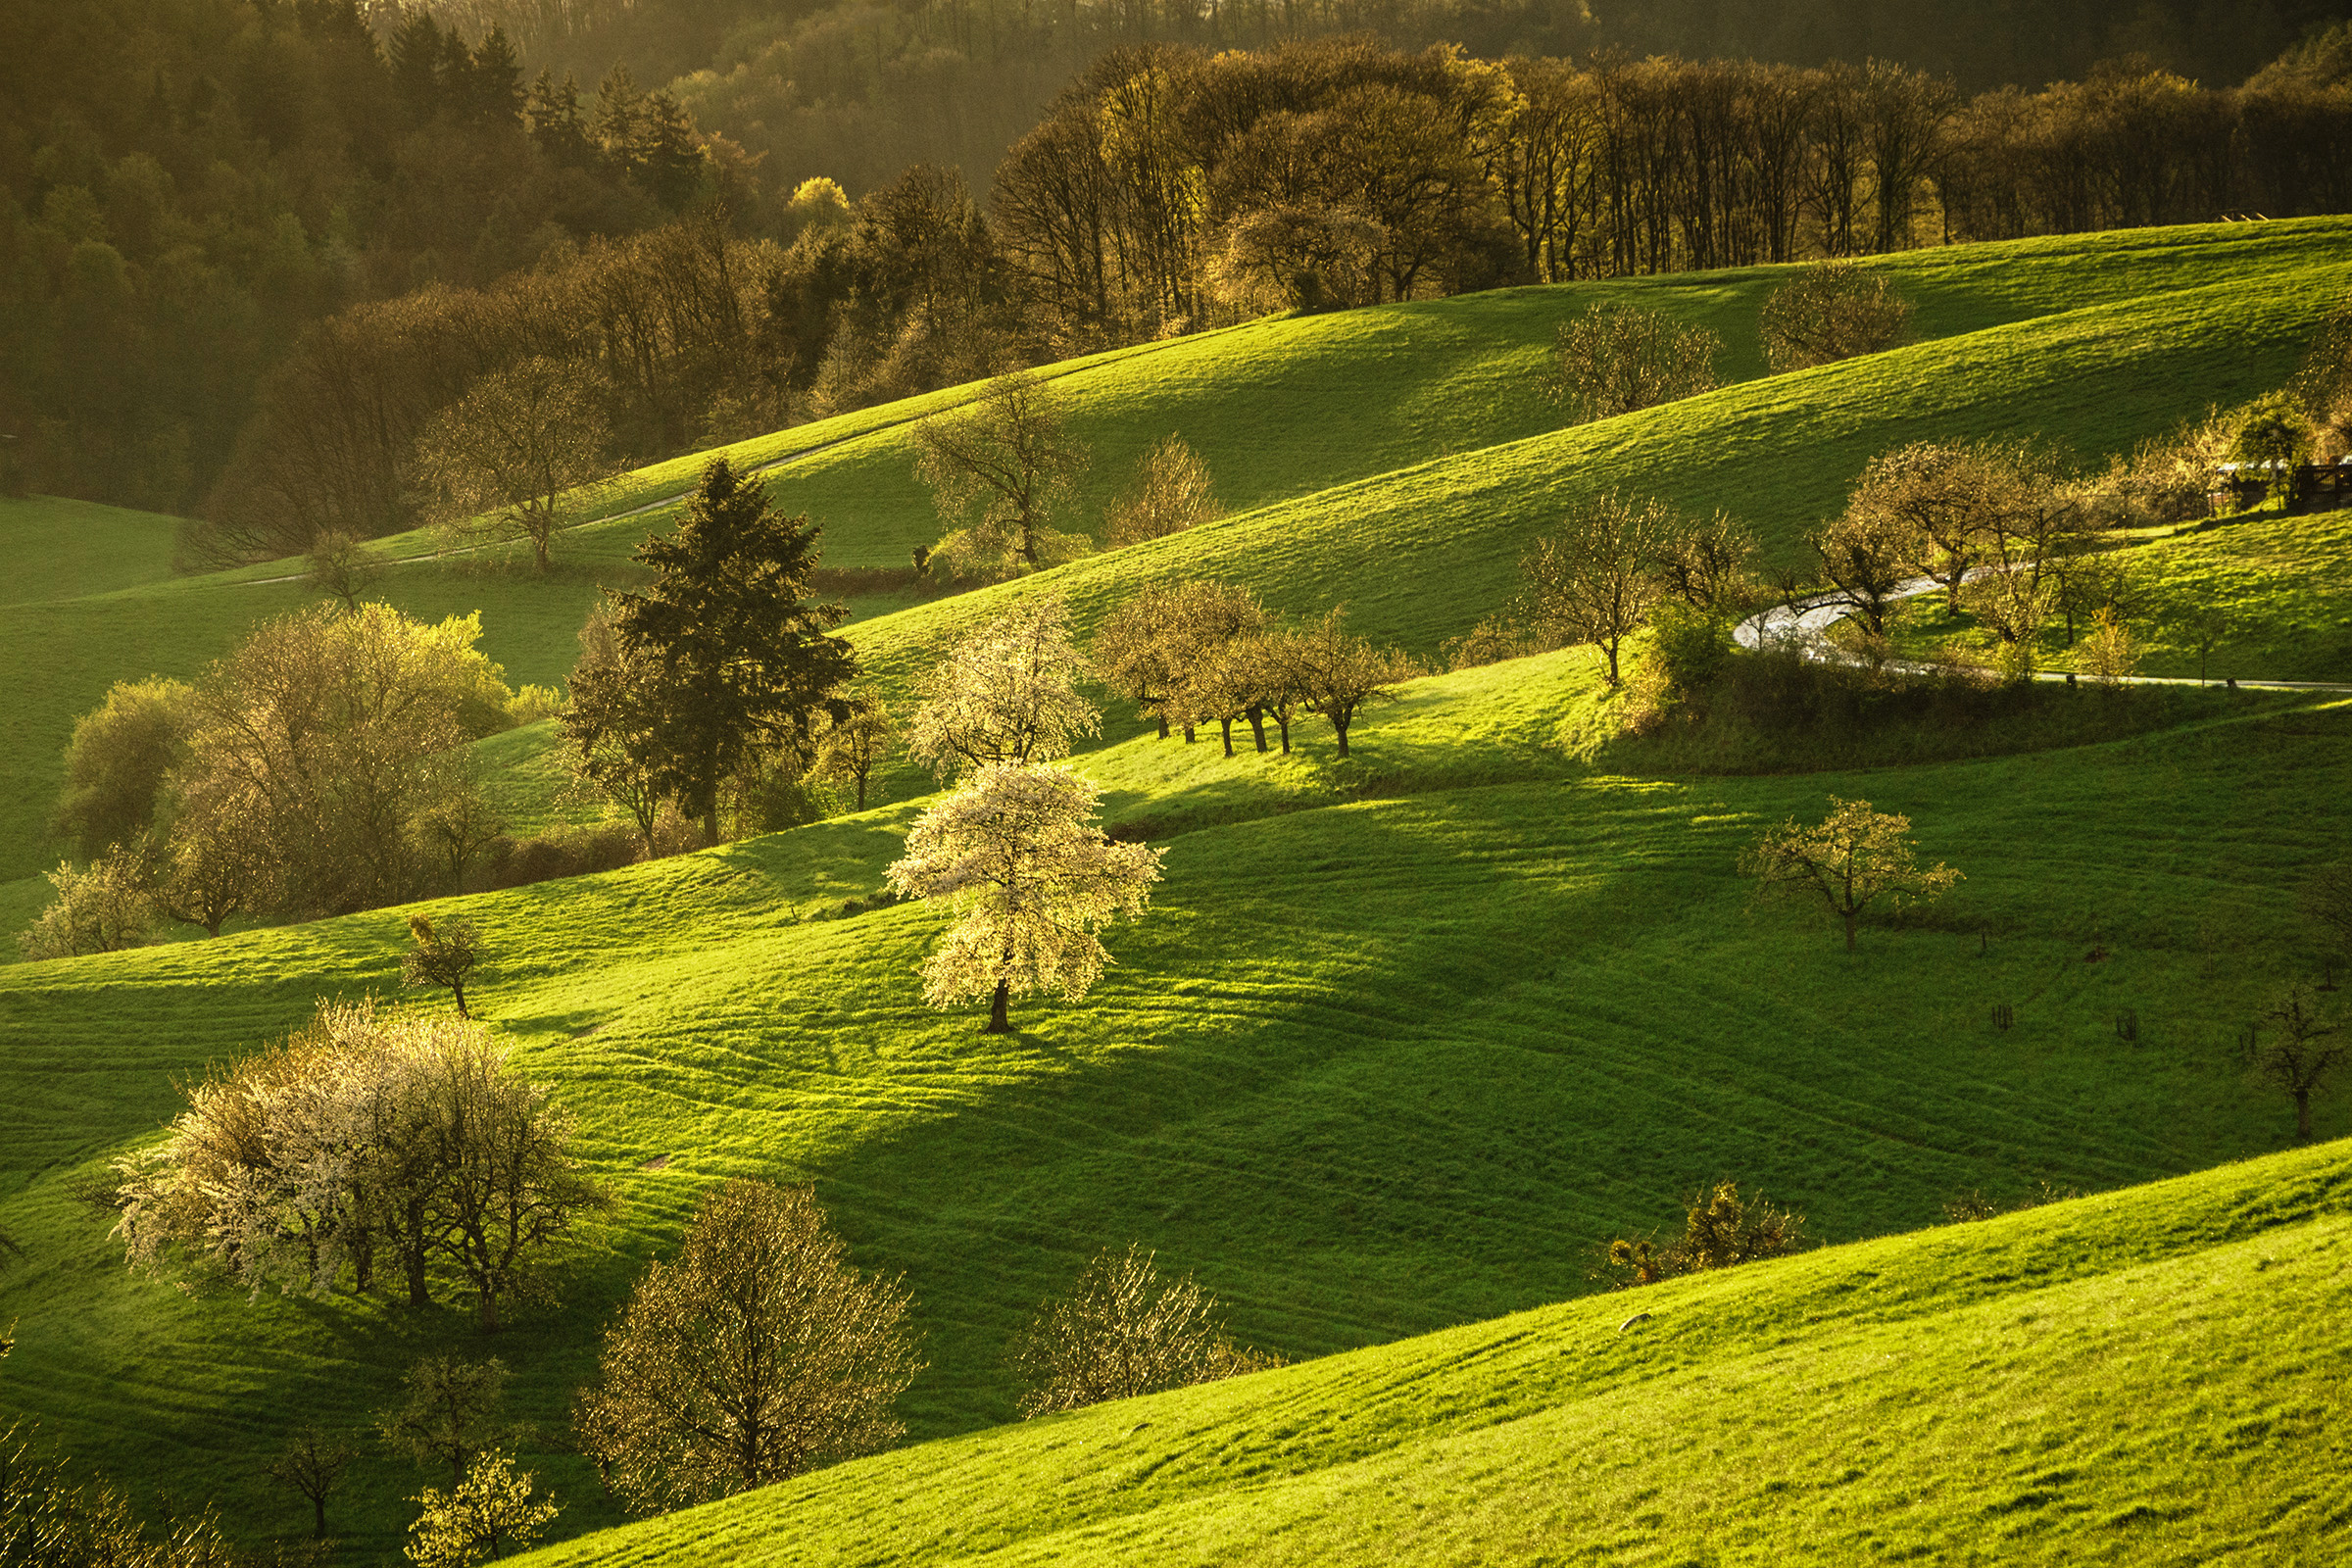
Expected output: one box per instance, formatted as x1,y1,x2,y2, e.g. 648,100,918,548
0,0,740,515
462,1,2352,214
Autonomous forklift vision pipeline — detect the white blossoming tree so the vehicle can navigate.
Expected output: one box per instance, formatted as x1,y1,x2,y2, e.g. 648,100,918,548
887,763,1163,1033
906,597,1100,778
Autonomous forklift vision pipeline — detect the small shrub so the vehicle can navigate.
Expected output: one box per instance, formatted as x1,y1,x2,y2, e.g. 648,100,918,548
1598,1181,1809,1289
1443,614,1544,671
478,821,645,891
1009,1244,1280,1416
1641,604,1735,698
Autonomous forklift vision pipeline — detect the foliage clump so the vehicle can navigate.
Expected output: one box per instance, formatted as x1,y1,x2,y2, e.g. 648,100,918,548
1759,262,1913,372
1010,1244,1281,1417
577,1180,922,1513
1546,303,1722,424
1742,797,1961,952
1600,1182,1809,1288
114,999,612,1328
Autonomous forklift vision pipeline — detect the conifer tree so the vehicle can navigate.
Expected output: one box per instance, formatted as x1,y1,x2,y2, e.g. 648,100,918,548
611,459,858,842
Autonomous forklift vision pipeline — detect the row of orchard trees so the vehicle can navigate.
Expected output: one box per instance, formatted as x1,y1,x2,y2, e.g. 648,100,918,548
997,40,2352,341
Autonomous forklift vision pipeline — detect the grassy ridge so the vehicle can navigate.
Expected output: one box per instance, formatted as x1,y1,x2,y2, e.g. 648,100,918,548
520,1139,2352,1567
1,656,2344,1553
3,220,2346,888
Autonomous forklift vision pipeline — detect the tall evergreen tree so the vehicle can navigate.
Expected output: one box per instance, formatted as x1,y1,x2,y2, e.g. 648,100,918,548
612,459,858,841
388,11,446,124
466,25,525,130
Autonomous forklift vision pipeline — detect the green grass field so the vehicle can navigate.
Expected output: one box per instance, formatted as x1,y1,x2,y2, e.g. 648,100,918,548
6,219,2349,892
6,219,2352,1561
1,647,2344,1555
519,1137,2352,1567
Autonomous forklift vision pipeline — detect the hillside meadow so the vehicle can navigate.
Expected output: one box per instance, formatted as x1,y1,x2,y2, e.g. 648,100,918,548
5,218,2349,900
520,1138,2352,1568
0,646,2344,1553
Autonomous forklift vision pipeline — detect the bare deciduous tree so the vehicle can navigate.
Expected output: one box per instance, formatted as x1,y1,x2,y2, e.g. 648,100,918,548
382,1356,511,1490
1758,262,1913,371
906,598,1100,777
2243,983,2346,1145
576,1180,922,1513
1847,442,2019,613
1286,610,1416,758
1105,435,1225,549
1741,797,1962,952
1807,507,1917,638
1546,304,1722,424
914,371,1089,577
1520,493,1681,686
308,529,383,611
268,1426,354,1541
402,914,484,1019
1009,1244,1280,1418
1650,510,1760,612
412,356,620,572
887,763,1163,1033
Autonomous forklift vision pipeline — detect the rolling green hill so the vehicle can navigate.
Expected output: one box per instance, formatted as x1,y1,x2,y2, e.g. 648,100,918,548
6,218,2349,895
519,1137,2352,1567
1,645,2343,1554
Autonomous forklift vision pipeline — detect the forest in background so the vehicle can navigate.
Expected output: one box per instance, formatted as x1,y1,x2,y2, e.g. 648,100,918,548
5,0,2351,539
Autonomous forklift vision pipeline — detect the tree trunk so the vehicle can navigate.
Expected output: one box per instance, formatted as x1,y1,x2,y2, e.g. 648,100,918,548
452,979,469,1020
313,1494,327,1540
1155,715,1170,739
987,978,1010,1034
1604,639,1621,686
1276,713,1291,753
1182,724,1196,744
1843,908,1857,952
1218,717,1234,757
702,807,719,845
855,773,867,811
403,1199,430,1306
2297,1088,2313,1144
1246,705,1267,752
1333,712,1351,758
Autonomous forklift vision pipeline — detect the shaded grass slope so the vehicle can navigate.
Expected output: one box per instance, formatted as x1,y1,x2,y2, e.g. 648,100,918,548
524,1138,2352,1568
0,660,2344,1555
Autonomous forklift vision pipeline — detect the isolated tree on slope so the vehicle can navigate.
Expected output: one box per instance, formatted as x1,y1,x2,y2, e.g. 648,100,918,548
1105,436,1224,548
887,764,1163,1034
1518,493,1680,686
906,598,1099,777
576,1180,921,1512
1758,262,1913,372
1546,303,1721,424
808,692,896,812
1741,797,1961,953
1009,1244,1280,1417
413,356,619,572
2243,982,2345,1145
611,458,858,843
914,370,1090,576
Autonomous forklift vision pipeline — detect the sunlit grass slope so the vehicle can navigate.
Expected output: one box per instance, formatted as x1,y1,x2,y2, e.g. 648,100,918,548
3,219,2345,886
1,658,2344,1553
524,1139,2352,1568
